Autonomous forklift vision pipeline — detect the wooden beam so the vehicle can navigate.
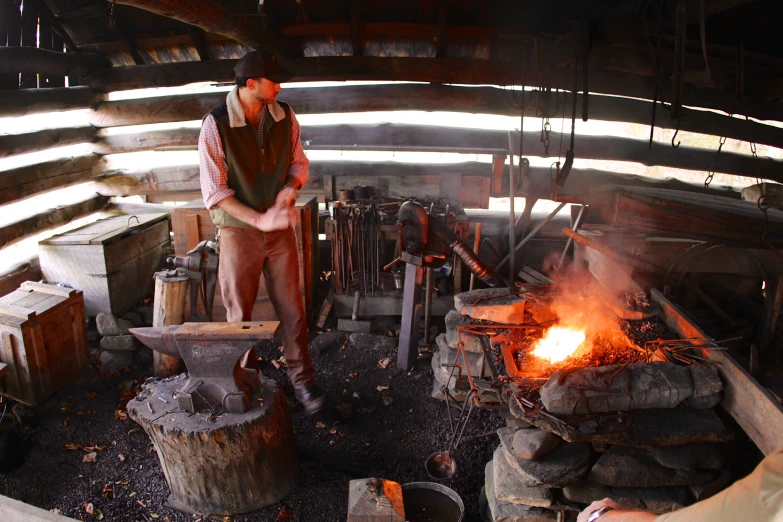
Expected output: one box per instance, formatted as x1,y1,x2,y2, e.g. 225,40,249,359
92,160,742,200
0,156,105,205
3,0,22,90
435,0,449,58
0,86,100,117
0,193,109,249
0,493,79,522
651,288,783,456
348,0,363,57
113,0,294,53
106,11,145,65
0,126,96,158
88,84,783,150
81,56,783,123
20,0,39,89
0,47,112,77
186,25,210,60
0,257,40,299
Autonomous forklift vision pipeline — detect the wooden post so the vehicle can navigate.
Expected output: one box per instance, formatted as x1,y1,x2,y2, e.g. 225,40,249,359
151,271,187,377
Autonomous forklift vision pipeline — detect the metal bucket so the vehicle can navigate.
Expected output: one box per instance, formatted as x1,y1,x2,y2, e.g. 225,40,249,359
402,482,464,522
425,451,456,480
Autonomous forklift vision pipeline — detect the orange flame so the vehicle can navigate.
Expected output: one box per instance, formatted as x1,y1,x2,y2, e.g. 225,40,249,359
531,326,586,364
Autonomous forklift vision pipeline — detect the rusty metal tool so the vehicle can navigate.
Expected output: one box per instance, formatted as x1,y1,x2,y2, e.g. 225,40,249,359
129,322,279,414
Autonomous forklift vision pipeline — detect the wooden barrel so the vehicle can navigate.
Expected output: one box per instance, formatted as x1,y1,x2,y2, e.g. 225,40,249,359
127,374,298,516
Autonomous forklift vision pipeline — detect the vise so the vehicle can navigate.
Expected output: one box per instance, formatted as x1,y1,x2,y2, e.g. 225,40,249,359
166,240,219,322
129,322,279,413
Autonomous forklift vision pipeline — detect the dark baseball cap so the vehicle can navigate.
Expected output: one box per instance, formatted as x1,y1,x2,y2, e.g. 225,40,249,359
234,51,294,83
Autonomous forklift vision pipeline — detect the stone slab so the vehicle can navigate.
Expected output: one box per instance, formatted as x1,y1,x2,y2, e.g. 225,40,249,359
492,448,553,507
455,288,517,314
689,469,732,501
648,444,725,471
686,393,722,409
337,319,372,333
310,331,349,357
497,427,592,487
96,313,133,337
99,335,136,351
485,461,557,521
512,429,562,461
437,333,488,376
99,349,134,372
562,479,690,514
462,294,527,324
445,326,484,353
540,362,695,415
689,365,723,397
589,445,716,488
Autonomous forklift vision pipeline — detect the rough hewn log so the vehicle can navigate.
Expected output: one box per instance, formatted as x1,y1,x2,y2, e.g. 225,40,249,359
151,273,186,378
0,86,99,117
114,0,294,53
94,128,199,154
91,160,741,200
0,47,112,77
0,156,106,205
0,126,96,158
82,57,783,123
0,257,41,299
0,193,109,249
88,85,783,150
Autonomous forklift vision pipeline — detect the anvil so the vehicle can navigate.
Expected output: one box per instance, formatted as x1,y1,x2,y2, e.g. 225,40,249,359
129,322,280,413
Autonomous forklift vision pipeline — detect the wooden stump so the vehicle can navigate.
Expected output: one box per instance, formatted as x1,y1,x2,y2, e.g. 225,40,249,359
127,375,298,515
151,271,187,378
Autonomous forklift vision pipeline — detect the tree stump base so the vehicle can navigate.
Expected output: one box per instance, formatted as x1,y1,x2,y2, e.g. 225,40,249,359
127,374,298,516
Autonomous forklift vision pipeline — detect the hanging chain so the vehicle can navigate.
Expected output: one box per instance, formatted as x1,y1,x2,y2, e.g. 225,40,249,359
704,135,726,188
541,120,551,156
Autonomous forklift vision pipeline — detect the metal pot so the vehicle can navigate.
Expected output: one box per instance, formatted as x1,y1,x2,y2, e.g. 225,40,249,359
402,481,464,522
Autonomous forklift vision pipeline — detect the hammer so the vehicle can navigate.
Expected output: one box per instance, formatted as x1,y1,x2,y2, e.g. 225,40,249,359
129,322,280,413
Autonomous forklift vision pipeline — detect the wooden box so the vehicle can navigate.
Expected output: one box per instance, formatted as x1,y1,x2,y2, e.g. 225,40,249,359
0,281,89,406
170,197,318,320
39,213,170,316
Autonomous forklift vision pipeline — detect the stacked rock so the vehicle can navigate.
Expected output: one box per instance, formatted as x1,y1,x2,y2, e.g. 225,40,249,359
432,288,528,402
96,312,138,372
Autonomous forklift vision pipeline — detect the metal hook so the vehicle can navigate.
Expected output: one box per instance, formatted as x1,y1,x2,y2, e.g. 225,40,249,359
127,215,140,228
671,120,681,148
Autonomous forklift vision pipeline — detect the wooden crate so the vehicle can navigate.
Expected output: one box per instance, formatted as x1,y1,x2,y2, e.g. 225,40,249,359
170,197,318,320
0,281,89,406
39,213,170,316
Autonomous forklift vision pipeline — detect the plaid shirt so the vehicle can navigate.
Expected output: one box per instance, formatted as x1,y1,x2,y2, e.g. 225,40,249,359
198,106,309,210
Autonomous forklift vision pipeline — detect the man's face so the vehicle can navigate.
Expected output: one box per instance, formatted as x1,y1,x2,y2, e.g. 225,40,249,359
247,77,282,104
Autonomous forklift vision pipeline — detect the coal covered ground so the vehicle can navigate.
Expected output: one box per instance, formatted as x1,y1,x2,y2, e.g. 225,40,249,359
0,329,504,521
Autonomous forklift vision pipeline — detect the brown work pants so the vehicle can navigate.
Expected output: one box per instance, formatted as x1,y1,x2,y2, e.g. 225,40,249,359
218,225,314,389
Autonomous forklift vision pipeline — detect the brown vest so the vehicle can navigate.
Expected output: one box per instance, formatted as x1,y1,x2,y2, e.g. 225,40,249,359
207,101,292,228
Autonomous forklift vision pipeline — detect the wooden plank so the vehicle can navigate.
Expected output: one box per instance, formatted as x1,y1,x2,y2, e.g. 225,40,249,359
0,86,99,118
0,493,79,521
0,194,109,249
185,214,200,250
3,0,22,90
19,0,39,89
0,304,36,320
28,322,51,398
651,288,783,456
68,299,88,369
0,258,41,298
0,331,21,399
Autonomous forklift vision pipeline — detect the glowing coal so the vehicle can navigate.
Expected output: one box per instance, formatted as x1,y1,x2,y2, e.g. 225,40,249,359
530,326,587,364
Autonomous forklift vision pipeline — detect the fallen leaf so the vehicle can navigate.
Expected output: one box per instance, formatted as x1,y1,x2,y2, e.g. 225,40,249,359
82,452,98,463
150,514,160,519
376,385,390,392
84,392,97,399
115,480,128,485
76,410,84,416
329,429,337,434
127,429,139,436
123,367,131,373
83,502,94,514
65,443,83,451
102,370,120,380
60,403,73,412
102,485,113,498
114,410,128,421
63,417,71,427
377,357,391,369
118,454,126,463
348,372,358,379
129,492,137,498
136,500,145,508
315,422,326,429
271,360,281,370
93,508,104,520
275,506,293,521
50,508,62,514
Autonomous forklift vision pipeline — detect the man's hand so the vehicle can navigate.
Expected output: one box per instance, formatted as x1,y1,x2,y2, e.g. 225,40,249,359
578,499,622,522
577,498,657,522
253,205,291,231
275,185,298,209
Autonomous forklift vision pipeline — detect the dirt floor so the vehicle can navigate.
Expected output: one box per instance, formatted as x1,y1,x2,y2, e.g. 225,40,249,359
0,325,504,521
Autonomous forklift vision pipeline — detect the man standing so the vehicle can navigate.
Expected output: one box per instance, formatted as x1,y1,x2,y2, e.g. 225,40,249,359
198,50,324,415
